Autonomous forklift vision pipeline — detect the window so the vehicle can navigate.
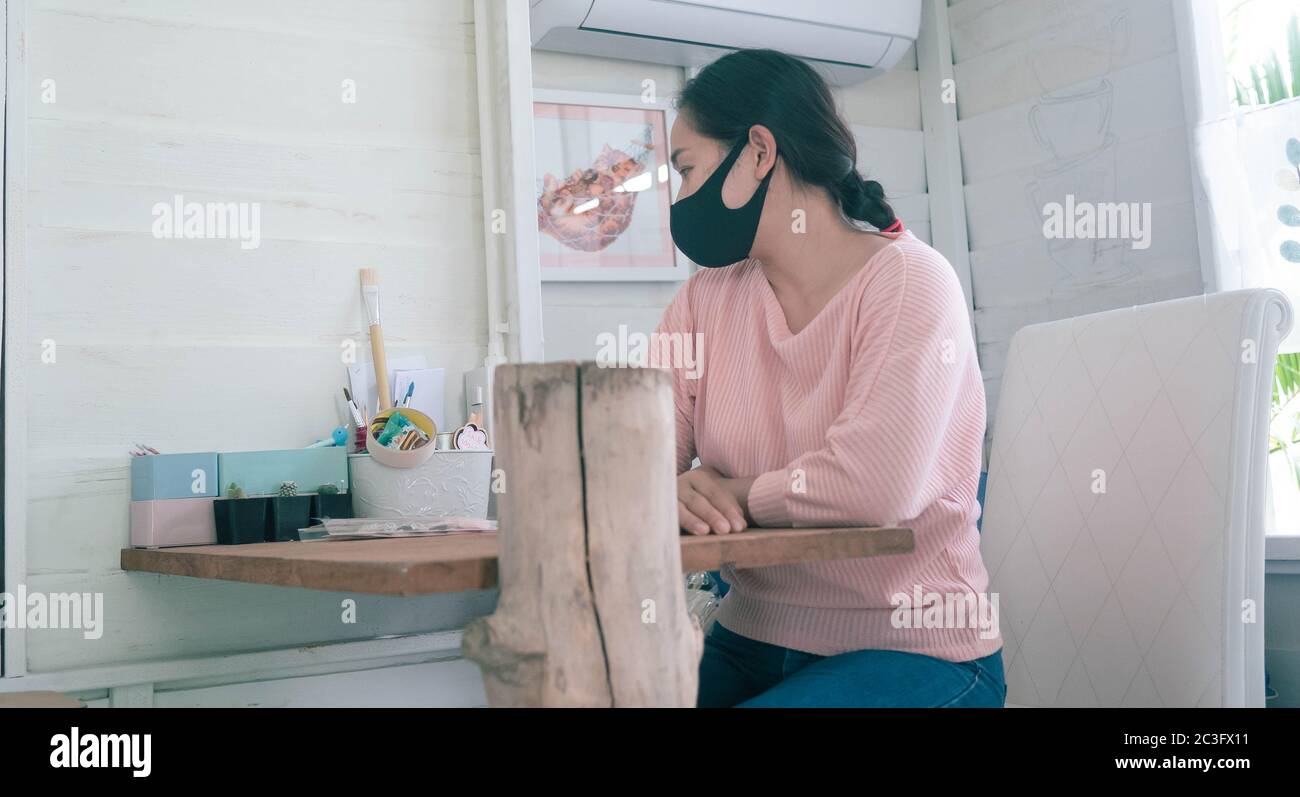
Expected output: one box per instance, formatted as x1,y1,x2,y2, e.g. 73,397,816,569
1272,354,1300,538
1218,1,1300,539
1177,1,1300,554
1220,0,1299,109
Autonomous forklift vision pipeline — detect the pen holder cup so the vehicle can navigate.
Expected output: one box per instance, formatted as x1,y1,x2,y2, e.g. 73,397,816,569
365,407,438,469
349,451,493,519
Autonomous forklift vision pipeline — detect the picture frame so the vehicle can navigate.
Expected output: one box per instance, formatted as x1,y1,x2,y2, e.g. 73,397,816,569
533,89,691,282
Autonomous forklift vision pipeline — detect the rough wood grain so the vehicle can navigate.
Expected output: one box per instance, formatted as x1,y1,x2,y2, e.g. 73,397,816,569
459,362,610,707
580,364,700,707
120,527,915,596
0,691,85,709
120,535,501,597
680,526,915,571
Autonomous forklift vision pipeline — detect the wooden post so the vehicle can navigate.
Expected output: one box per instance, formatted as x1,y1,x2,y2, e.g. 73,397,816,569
461,363,609,707
580,364,701,706
462,363,703,707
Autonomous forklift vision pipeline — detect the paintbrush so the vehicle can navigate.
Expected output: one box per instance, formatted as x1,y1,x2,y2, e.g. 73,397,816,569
360,268,391,410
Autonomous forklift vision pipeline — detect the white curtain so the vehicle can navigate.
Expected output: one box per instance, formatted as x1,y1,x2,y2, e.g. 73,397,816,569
1194,100,1300,349
1177,0,1300,349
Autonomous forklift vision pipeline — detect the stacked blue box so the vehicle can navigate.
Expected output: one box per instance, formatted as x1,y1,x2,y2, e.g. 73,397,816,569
217,448,349,497
129,453,220,548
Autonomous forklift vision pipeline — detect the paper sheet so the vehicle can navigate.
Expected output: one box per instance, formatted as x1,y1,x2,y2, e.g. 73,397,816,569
393,368,445,431
346,355,427,421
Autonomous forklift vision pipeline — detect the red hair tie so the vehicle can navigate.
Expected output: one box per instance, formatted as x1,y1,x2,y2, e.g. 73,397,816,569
882,219,904,233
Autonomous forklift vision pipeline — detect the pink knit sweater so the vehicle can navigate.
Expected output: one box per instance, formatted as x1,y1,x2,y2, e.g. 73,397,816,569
656,231,1002,661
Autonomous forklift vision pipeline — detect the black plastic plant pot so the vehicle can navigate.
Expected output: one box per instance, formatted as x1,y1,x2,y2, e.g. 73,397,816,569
311,492,353,521
214,497,270,545
269,495,313,542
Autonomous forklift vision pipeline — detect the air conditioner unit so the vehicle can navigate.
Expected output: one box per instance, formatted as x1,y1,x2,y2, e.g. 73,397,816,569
529,0,921,85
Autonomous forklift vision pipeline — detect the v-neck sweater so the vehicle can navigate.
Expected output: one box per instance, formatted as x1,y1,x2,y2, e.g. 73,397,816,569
655,231,1001,661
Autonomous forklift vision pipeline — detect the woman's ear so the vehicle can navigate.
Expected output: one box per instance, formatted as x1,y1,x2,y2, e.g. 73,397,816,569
747,124,778,180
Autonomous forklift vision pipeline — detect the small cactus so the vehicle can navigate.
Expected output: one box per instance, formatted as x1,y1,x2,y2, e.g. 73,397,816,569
278,481,298,497
317,484,340,495
227,482,246,500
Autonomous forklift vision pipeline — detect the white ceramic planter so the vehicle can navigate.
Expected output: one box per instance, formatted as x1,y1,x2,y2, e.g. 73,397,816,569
348,451,493,519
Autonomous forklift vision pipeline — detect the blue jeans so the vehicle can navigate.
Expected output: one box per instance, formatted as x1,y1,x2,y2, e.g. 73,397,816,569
698,621,1006,708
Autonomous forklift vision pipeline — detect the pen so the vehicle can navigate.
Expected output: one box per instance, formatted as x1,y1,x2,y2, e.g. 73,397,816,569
342,387,365,427
401,382,415,408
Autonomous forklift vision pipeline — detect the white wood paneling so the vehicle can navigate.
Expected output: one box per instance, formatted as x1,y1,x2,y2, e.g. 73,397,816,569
475,0,543,361
26,232,484,347
38,0,467,49
4,0,29,677
838,68,925,130
954,0,1204,444
963,126,1193,251
21,570,496,671
0,629,466,694
29,120,481,208
153,659,487,707
10,0,495,684
852,124,927,195
958,55,1189,184
968,199,1201,309
917,0,974,311
108,683,153,708
27,4,477,148
531,50,684,96
950,0,1116,63
952,0,1178,118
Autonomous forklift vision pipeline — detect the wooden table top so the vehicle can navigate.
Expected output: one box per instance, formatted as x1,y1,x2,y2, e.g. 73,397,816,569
120,526,914,597
0,691,86,709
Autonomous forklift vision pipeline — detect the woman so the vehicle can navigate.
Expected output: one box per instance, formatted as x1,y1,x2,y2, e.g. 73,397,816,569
656,49,1006,708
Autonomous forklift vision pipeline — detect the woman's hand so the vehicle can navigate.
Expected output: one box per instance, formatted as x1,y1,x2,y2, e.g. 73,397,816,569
677,466,753,535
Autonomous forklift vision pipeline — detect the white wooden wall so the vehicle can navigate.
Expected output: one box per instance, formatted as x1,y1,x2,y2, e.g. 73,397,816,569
9,0,498,688
537,47,931,363
72,658,488,708
949,0,1205,435
841,46,933,248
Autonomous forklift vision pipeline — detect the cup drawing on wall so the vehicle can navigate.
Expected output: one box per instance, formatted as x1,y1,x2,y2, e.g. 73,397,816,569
1024,8,1139,298
1028,10,1130,98
1027,78,1136,294
1029,78,1113,162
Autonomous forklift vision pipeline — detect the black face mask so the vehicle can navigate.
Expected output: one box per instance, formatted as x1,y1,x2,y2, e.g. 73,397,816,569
669,139,774,268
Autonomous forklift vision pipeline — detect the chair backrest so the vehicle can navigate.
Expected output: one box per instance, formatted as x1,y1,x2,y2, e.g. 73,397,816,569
981,289,1292,707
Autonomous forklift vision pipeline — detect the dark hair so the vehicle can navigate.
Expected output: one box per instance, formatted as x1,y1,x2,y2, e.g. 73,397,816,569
676,49,897,231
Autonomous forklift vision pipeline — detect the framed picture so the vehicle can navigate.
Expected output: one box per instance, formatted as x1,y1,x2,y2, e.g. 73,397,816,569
533,89,690,281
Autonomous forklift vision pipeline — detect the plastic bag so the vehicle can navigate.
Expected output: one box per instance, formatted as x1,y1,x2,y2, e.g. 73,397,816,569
684,571,722,632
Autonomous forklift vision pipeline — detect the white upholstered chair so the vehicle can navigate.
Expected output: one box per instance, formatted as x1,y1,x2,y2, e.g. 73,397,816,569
981,289,1292,707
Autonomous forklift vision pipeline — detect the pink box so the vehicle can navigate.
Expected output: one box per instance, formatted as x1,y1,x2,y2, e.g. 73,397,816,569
130,498,217,548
